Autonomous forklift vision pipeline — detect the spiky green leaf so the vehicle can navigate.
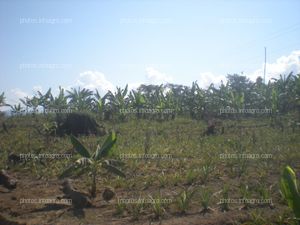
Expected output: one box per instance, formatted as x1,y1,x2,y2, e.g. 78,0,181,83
280,166,300,219
59,157,92,179
102,163,126,178
70,135,91,158
94,131,117,160
104,159,125,167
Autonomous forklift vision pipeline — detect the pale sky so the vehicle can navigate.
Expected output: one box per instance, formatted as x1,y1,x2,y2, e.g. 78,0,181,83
1,0,300,105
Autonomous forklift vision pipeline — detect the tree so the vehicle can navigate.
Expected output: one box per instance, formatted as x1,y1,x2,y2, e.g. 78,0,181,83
248,77,267,110
227,74,253,110
227,74,252,95
165,84,188,115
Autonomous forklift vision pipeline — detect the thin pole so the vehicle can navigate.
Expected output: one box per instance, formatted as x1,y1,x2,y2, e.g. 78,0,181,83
264,47,266,84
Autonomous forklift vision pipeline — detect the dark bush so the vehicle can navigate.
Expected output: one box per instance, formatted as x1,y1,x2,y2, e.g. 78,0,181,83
56,112,106,137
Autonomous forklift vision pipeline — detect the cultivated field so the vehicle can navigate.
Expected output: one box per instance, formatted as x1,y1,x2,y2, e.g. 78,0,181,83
0,113,299,225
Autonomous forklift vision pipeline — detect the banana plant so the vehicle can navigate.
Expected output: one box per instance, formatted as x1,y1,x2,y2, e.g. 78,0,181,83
49,86,68,110
280,166,300,221
0,92,10,108
20,96,40,114
93,89,107,120
37,88,52,114
67,87,94,111
273,73,295,113
114,85,128,120
165,83,186,115
10,103,25,116
0,92,4,106
294,74,300,114
105,85,128,120
271,87,279,113
19,97,29,113
129,90,146,118
59,131,125,198
164,89,178,119
230,91,244,109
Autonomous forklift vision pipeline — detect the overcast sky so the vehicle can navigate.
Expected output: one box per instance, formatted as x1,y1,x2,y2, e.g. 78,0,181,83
1,0,300,105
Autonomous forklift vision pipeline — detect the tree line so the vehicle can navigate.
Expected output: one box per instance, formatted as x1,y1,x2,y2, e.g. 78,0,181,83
0,73,299,121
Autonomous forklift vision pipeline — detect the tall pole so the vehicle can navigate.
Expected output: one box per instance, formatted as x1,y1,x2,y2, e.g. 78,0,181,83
264,47,266,84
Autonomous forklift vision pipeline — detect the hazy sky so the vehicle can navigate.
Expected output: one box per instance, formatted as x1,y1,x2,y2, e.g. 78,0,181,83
1,0,300,105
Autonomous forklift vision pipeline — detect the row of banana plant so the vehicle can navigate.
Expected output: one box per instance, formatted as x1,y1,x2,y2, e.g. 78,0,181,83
1,73,300,120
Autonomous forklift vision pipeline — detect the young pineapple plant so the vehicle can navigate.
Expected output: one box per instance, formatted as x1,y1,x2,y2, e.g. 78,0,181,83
238,158,248,178
59,131,125,198
158,171,168,188
235,141,248,178
149,193,167,220
172,172,181,186
257,184,274,209
113,176,126,189
239,184,251,210
186,169,198,185
200,163,214,184
199,187,214,214
130,196,145,221
280,166,300,223
249,209,268,225
219,184,230,212
115,199,126,217
144,129,151,157
275,209,297,225
143,176,154,190
176,187,198,214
